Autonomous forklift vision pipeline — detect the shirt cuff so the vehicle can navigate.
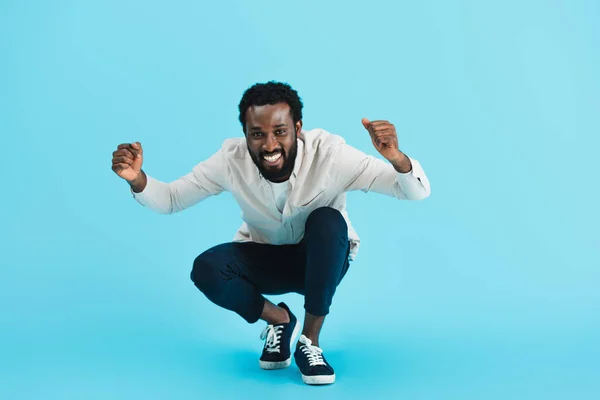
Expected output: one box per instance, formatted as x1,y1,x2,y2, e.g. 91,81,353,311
130,175,158,205
395,157,431,199
396,157,418,179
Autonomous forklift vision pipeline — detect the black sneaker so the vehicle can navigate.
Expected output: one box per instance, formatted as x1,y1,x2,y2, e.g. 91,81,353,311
294,334,336,385
259,302,299,370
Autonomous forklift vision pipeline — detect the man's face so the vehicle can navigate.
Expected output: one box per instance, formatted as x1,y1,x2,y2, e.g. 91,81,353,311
245,103,302,183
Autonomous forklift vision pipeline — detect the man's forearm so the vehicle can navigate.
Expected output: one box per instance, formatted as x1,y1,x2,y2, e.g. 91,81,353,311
129,170,148,193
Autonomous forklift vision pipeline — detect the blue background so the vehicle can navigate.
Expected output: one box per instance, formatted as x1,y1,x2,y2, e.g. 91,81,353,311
1,0,599,398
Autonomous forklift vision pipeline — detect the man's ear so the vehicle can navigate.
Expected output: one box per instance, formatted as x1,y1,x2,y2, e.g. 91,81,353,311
295,120,303,135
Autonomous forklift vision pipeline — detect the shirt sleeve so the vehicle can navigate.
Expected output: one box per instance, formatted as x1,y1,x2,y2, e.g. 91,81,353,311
330,143,431,200
131,149,229,214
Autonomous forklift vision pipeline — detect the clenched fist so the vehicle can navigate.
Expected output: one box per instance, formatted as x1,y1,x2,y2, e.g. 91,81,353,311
111,142,144,182
361,118,412,173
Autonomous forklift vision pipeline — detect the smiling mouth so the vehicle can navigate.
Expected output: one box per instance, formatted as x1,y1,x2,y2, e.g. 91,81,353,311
263,152,282,164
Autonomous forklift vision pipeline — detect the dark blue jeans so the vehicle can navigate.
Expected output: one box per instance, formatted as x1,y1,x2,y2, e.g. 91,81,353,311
190,207,351,323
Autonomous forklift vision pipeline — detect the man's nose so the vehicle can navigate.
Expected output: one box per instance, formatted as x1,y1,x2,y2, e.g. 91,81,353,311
263,133,279,152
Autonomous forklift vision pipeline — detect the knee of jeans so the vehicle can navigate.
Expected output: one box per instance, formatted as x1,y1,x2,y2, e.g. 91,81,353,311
190,253,220,293
305,207,347,235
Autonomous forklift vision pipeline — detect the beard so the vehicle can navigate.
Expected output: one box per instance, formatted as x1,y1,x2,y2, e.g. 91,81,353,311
248,138,298,183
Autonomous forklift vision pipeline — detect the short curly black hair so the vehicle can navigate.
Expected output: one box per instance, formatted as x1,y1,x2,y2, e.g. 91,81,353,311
238,81,303,132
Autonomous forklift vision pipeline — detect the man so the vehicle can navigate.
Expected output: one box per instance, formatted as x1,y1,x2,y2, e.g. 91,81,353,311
111,81,431,385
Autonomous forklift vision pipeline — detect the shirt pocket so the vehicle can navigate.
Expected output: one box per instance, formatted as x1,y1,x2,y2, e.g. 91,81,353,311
297,189,326,208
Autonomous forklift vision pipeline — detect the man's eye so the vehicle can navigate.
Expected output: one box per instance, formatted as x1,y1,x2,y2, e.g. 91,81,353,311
276,130,286,135
252,132,263,137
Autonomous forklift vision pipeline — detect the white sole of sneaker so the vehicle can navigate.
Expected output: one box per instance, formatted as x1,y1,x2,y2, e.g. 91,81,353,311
301,373,336,385
259,318,301,370
259,358,291,369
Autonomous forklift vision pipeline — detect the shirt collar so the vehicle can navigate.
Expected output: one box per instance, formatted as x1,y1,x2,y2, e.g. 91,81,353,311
289,132,305,183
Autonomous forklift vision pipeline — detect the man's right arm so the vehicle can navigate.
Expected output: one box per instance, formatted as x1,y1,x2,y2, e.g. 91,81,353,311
129,150,229,214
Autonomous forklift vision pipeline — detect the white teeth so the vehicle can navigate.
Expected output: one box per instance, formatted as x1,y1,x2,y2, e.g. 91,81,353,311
264,153,282,163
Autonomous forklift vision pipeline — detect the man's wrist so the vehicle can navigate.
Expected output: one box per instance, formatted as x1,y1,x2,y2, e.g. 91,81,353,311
390,152,412,173
129,171,148,193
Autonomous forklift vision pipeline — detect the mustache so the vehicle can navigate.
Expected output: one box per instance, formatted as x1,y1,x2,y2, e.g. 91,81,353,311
260,149,284,156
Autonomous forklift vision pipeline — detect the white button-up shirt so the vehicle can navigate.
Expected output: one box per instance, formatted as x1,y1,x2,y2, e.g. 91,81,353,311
131,128,431,260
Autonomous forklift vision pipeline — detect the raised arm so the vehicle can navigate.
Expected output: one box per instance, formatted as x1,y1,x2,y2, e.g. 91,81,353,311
330,119,431,200
111,142,228,214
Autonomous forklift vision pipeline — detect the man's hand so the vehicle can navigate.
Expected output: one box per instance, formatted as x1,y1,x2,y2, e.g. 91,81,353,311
361,118,412,173
111,142,147,192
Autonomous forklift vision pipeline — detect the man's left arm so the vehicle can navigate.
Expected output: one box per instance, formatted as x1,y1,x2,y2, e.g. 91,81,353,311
330,118,431,200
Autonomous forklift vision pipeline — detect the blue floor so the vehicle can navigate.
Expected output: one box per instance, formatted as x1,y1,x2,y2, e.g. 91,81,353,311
2,247,599,399
4,335,599,399
3,309,599,399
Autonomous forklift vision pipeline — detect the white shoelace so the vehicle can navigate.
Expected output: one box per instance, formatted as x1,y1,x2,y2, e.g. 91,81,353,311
300,336,326,367
260,324,284,353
